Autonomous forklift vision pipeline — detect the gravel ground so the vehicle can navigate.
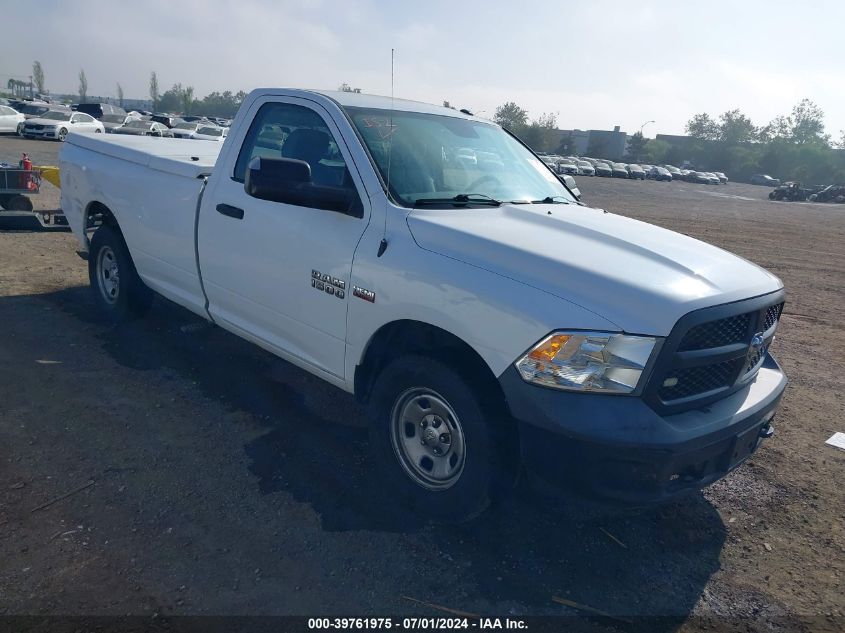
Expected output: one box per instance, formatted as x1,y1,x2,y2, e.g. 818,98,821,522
0,136,843,632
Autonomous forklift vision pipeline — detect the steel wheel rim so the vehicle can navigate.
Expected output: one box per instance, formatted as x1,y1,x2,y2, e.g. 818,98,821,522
96,246,120,304
390,387,466,491
58,129,67,141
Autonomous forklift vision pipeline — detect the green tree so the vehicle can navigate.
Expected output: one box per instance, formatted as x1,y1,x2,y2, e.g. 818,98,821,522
32,61,45,94
493,101,528,132
555,132,576,155
116,83,124,107
181,85,195,115
789,98,828,145
644,139,670,164
685,113,720,141
149,71,160,110
520,112,558,152
718,109,757,145
197,90,245,117
835,130,845,150
626,131,648,161
78,69,88,103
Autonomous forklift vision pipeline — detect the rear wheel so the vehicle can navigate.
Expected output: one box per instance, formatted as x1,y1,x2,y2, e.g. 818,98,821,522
368,355,514,523
0,194,33,211
88,225,153,321
16,122,24,136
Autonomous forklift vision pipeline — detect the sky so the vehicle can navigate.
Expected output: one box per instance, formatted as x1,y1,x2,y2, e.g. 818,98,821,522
3,0,844,137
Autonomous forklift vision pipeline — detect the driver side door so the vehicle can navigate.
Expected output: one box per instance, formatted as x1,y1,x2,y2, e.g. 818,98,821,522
198,97,370,381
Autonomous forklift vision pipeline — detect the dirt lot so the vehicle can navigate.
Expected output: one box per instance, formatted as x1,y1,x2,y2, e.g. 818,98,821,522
1,136,843,631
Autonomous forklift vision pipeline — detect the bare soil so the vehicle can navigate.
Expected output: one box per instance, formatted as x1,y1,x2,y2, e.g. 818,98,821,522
0,136,843,632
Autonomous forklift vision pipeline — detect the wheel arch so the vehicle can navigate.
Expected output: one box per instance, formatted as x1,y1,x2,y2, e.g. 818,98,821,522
354,319,510,414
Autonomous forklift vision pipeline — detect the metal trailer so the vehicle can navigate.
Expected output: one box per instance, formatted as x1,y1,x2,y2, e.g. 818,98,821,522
0,167,66,227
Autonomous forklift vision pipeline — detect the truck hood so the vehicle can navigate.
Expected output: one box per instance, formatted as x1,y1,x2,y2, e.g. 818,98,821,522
406,203,782,335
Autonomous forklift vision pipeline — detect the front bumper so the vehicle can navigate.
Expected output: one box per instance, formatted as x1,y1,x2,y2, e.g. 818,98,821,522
501,354,787,504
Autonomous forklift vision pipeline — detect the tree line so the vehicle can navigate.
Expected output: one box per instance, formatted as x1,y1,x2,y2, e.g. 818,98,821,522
3,61,248,118
656,100,845,184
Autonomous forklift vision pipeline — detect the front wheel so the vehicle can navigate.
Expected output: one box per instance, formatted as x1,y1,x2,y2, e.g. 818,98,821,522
368,355,514,523
88,226,153,322
57,128,68,141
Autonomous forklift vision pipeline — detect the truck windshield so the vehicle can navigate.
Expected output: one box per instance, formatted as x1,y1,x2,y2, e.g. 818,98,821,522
344,107,576,207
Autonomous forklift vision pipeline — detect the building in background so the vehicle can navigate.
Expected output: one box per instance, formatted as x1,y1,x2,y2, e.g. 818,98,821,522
555,126,628,159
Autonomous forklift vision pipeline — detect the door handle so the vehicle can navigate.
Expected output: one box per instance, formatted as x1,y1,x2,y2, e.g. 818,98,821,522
216,203,244,220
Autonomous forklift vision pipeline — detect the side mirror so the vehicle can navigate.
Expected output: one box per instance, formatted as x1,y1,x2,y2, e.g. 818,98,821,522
561,174,582,201
245,156,360,216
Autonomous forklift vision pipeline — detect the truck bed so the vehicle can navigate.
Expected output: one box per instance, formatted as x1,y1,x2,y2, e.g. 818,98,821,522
66,132,222,179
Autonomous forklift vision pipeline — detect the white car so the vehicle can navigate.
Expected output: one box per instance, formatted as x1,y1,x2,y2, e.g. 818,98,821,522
170,122,204,139
192,125,228,141
0,105,25,134
576,160,595,176
23,110,104,141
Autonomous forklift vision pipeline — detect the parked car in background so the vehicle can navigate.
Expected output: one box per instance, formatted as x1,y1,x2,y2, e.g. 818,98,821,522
0,105,25,134
627,164,646,180
23,110,104,141
639,164,654,178
611,163,629,178
651,166,673,181
112,120,173,137
703,172,721,185
170,122,205,139
15,103,71,134
594,161,612,177
751,174,781,187
556,160,579,175
75,103,126,120
193,125,229,142
663,165,682,177
687,171,714,184
150,114,184,128
714,171,729,184
576,160,595,176
100,114,140,133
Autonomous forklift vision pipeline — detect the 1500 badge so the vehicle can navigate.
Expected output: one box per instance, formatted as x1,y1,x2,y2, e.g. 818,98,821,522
311,270,345,299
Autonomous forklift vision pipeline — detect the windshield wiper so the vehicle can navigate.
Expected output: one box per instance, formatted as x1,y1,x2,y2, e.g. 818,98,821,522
530,196,573,204
413,193,502,207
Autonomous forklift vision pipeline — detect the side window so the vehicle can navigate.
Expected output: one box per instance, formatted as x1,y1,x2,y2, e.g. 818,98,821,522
233,102,361,214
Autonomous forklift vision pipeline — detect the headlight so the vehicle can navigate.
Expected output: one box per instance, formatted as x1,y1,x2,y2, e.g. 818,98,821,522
515,332,657,393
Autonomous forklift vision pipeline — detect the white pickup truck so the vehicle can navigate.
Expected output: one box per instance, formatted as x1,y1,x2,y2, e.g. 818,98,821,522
60,89,787,522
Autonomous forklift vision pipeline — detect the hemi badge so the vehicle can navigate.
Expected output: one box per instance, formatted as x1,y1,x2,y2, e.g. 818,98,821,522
353,286,375,303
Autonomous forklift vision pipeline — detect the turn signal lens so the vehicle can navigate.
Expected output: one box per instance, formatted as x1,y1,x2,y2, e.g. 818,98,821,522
527,334,570,361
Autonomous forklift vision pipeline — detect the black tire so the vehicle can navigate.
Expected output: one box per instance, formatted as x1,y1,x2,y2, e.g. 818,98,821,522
3,194,33,211
368,355,514,523
88,226,153,322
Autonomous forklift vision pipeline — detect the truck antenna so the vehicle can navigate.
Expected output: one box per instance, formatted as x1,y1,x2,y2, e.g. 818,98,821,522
378,48,394,258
